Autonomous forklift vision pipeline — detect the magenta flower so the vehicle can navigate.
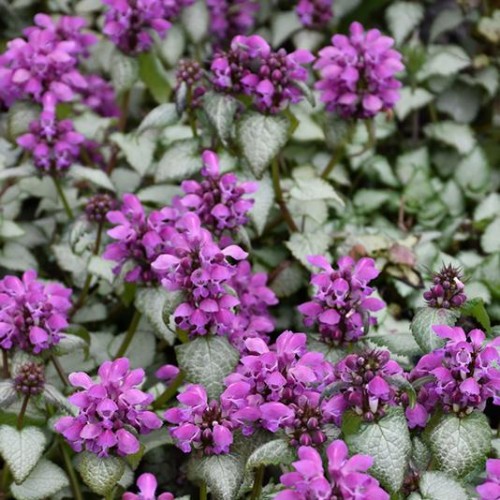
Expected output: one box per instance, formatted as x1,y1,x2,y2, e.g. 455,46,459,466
165,383,252,455
179,150,257,235
55,358,162,457
329,350,403,425
423,264,467,309
85,193,117,223
0,270,71,353
477,459,500,500
407,326,500,427
155,364,180,384
315,22,404,118
123,473,173,500
276,439,389,500
79,74,120,118
298,255,385,345
296,0,333,29
17,112,84,174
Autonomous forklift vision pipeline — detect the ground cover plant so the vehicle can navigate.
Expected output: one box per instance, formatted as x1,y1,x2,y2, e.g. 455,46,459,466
0,0,500,499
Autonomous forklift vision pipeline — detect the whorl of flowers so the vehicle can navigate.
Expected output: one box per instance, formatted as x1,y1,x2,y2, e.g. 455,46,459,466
165,382,253,455
17,111,84,174
102,0,193,55
276,439,389,500
314,22,404,119
123,473,173,500
85,193,117,223
406,326,500,428
0,15,94,111
13,361,45,396
477,459,500,500
179,150,257,236
152,212,248,336
225,331,335,444
175,59,206,108
207,0,259,44
79,74,120,118
211,35,314,114
423,264,467,309
296,0,334,29
55,358,162,457
298,255,385,345
0,270,72,353
329,350,404,425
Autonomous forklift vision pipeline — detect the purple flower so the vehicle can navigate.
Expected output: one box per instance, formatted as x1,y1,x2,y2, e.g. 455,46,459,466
123,472,173,500
152,212,248,336
55,358,162,457
102,0,192,55
155,364,180,384
17,112,84,174
477,459,500,500
85,193,117,223
315,22,404,118
79,74,120,118
296,0,333,29
407,326,500,427
276,439,389,500
179,150,257,235
328,350,403,425
0,270,71,353
13,362,45,396
207,0,259,44
423,264,467,309
176,59,206,109
298,255,385,345
165,383,251,455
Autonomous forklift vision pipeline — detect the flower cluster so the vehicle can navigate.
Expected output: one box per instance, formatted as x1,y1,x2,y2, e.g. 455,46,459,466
477,459,500,500
176,59,205,108
315,21,404,118
79,75,120,118
13,361,45,396
211,35,314,113
85,193,117,223
0,14,95,111
225,331,336,446
102,0,193,55
178,150,257,236
276,439,389,500
296,0,333,29
329,350,403,425
423,264,467,309
0,270,71,353
299,255,385,345
17,111,84,174
55,358,162,457
207,0,259,45
123,473,173,500
165,383,253,455
406,326,500,428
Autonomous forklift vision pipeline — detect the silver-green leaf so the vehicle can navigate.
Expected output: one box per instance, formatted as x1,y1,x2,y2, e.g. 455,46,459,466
203,91,238,146
417,471,468,500
155,138,200,182
410,307,459,353
245,439,295,472
78,452,125,495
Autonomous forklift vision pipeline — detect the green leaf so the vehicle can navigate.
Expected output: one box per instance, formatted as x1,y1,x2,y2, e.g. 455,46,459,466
138,51,170,103
395,87,434,121
111,51,139,93
248,173,274,235
0,381,17,409
424,412,491,478
436,82,482,123
181,0,209,43
481,218,500,254
272,11,302,47
290,176,344,206
137,103,178,134
423,121,476,155
7,102,40,141
345,408,411,493
203,91,238,146
78,452,125,495
88,255,115,283
286,229,331,268
270,262,305,299
135,287,180,344
411,436,431,471
410,307,459,353
245,439,295,472
460,298,491,334
237,112,290,178
417,471,468,500
111,132,156,176
0,219,24,239
478,11,500,43
455,147,490,197
0,426,46,484
418,45,470,80
10,459,68,500
155,138,200,182
386,2,424,44
474,193,500,222
42,384,76,415
69,165,115,191
368,331,422,358
176,336,239,399
187,453,245,500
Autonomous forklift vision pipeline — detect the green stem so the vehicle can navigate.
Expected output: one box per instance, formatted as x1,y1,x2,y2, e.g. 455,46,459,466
1,464,10,494
176,328,189,344
271,157,298,233
52,176,74,220
51,354,69,387
2,350,9,379
250,465,264,500
321,146,345,179
105,488,116,500
114,309,142,359
349,119,375,158
59,441,83,500
17,394,30,430
152,373,185,410
199,481,207,500
187,86,198,138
